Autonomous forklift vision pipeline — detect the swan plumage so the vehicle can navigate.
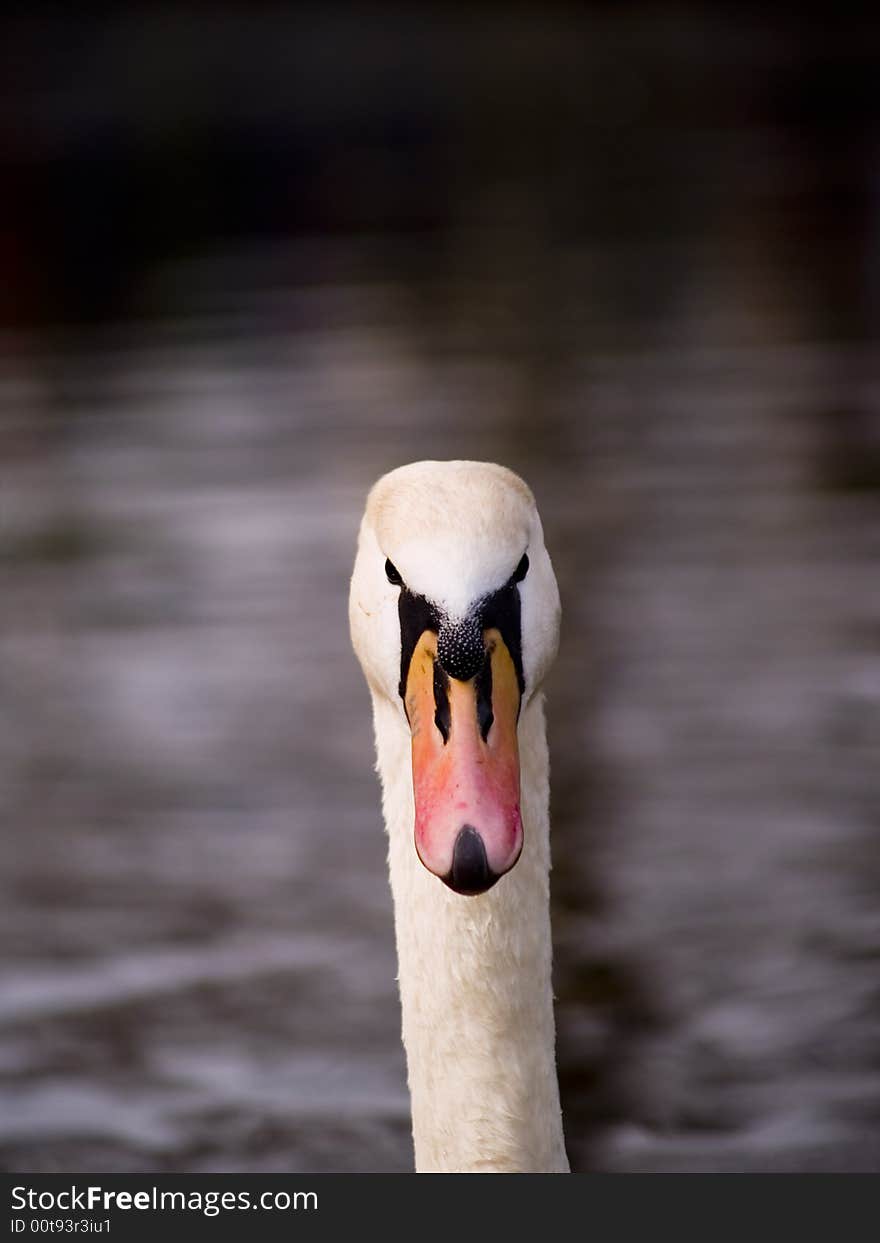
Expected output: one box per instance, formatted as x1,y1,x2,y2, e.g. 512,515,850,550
350,460,568,1173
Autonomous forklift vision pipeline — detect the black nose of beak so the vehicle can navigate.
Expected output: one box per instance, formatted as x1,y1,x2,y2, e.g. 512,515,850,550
436,616,485,682
444,825,499,896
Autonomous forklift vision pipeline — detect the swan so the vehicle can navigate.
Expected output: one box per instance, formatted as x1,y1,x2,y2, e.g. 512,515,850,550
349,459,569,1173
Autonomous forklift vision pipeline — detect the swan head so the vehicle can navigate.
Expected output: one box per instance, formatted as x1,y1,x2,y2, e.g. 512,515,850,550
350,460,560,896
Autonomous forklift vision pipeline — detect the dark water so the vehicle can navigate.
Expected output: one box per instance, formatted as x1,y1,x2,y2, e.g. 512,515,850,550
2,246,880,1171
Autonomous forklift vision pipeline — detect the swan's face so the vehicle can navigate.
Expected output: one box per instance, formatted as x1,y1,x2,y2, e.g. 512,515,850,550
350,460,560,895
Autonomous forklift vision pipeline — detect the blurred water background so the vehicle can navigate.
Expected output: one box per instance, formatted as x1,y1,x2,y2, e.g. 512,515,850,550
2,6,880,1172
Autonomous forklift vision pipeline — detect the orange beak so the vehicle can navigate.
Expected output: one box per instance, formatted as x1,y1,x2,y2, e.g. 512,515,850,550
404,627,522,894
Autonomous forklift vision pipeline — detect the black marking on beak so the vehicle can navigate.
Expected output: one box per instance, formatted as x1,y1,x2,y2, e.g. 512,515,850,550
445,825,499,896
397,554,527,705
480,579,525,698
437,614,484,682
433,660,451,743
475,651,494,741
398,590,441,701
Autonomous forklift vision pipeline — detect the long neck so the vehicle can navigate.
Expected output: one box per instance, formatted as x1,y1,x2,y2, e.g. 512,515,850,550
372,693,569,1173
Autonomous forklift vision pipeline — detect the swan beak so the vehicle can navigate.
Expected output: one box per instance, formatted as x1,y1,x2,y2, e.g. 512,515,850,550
405,627,522,895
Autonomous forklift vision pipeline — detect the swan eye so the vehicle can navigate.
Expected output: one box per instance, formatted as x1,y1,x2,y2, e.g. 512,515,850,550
385,558,404,587
512,553,529,583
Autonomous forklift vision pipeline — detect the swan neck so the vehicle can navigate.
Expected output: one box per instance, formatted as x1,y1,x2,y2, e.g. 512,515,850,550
373,693,569,1173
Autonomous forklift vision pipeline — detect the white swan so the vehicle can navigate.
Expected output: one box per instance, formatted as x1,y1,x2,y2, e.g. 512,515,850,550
349,460,569,1173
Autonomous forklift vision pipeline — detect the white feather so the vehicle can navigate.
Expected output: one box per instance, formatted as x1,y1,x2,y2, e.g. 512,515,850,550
350,460,569,1173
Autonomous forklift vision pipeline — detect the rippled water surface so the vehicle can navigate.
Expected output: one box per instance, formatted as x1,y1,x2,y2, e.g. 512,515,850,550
2,268,879,1170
